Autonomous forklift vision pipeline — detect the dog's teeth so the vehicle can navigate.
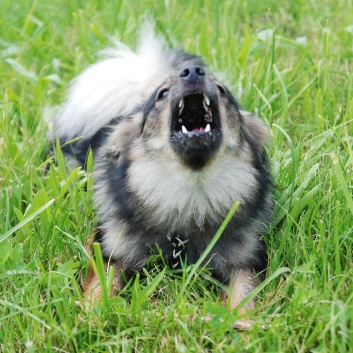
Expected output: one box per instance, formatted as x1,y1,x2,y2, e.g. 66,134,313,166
204,113,212,122
205,124,211,133
179,99,184,115
203,94,210,112
203,101,208,112
182,125,188,134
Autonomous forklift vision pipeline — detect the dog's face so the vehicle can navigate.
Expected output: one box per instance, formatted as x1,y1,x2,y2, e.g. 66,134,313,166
140,65,244,169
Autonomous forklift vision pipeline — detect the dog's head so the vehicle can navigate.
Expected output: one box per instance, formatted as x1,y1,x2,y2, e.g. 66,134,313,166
138,64,266,170
52,24,269,173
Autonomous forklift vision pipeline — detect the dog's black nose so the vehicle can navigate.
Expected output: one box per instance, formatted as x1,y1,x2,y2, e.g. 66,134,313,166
180,66,205,84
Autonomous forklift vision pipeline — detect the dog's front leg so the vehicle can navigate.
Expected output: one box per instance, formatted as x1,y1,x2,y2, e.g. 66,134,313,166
81,261,124,305
222,268,259,330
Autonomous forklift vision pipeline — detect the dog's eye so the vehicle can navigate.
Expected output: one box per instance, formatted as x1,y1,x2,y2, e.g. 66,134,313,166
217,84,226,95
157,88,169,100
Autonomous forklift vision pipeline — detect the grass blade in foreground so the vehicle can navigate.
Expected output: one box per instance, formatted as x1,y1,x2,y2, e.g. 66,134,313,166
176,201,240,302
0,199,55,243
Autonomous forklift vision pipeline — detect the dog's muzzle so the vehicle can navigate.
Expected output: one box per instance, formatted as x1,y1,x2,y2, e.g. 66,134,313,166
170,66,222,169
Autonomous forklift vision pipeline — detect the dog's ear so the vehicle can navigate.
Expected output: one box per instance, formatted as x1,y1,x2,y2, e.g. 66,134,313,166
241,111,270,154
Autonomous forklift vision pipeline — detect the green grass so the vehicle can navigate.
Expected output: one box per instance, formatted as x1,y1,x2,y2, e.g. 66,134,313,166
1,0,353,351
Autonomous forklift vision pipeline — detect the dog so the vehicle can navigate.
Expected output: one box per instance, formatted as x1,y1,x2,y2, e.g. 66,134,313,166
49,22,273,327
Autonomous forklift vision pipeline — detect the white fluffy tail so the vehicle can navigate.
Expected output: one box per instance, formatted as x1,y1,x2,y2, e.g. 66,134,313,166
50,22,175,141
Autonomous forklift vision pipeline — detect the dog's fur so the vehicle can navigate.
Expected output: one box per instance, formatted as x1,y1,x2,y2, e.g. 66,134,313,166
50,23,273,321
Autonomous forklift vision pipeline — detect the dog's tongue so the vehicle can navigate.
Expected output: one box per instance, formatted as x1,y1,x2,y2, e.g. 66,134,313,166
192,127,205,133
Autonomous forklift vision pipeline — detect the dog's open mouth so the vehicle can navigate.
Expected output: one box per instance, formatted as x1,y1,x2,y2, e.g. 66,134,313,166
172,92,220,135
170,91,222,168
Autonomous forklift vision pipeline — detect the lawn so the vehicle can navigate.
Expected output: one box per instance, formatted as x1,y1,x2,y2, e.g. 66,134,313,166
1,0,352,352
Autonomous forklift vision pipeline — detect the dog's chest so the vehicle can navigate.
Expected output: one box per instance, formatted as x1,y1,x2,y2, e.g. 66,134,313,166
159,231,212,269
127,154,258,230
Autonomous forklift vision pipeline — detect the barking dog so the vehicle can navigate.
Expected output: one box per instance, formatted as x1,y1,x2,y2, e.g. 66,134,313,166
50,24,273,323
